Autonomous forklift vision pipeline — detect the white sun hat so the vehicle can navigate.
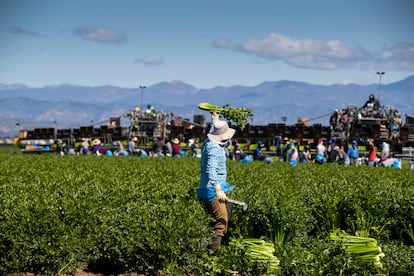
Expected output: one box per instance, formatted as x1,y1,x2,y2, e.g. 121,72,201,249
207,120,235,145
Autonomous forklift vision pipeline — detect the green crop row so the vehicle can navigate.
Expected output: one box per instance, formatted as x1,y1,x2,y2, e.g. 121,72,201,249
0,149,413,275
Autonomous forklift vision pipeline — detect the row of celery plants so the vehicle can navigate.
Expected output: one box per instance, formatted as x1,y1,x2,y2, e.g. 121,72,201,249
0,152,413,275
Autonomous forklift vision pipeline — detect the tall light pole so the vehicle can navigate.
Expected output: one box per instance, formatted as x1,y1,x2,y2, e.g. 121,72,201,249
139,86,146,109
15,122,21,136
376,71,385,102
53,120,58,140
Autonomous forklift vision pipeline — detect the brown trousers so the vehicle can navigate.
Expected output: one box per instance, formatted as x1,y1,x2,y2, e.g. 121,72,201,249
207,198,228,236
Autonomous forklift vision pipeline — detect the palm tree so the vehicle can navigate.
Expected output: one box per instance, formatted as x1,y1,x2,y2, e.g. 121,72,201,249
282,116,287,124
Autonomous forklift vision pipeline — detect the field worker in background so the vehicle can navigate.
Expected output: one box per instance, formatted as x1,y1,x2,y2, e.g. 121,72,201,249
367,139,377,167
233,142,244,161
189,138,202,158
55,139,64,155
163,138,173,157
253,141,265,161
379,157,401,169
288,142,298,167
92,139,102,155
171,137,181,157
299,145,311,163
13,136,19,154
80,138,90,155
347,140,359,165
334,146,350,166
381,141,390,160
281,137,290,162
327,137,338,163
152,137,164,157
114,141,128,156
362,94,381,111
197,111,236,250
145,104,156,116
128,137,138,155
315,138,325,165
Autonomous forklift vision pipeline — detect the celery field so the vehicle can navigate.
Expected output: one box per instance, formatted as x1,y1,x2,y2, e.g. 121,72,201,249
1,149,413,275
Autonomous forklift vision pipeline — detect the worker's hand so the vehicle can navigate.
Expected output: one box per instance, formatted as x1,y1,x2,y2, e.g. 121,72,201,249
211,111,219,122
214,185,227,202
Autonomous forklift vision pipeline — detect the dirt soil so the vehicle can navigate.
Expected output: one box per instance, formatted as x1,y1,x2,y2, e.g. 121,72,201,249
73,270,141,276
14,270,143,276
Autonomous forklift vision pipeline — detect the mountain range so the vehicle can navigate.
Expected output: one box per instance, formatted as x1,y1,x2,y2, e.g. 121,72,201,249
1,76,413,137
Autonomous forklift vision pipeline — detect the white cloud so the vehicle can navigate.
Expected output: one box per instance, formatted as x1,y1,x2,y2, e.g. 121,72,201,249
8,25,39,37
234,33,370,70
232,33,414,72
376,42,414,71
73,26,127,44
134,54,164,66
212,37,232,48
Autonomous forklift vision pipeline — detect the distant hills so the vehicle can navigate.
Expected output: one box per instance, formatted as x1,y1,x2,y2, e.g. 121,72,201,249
1,76,413,137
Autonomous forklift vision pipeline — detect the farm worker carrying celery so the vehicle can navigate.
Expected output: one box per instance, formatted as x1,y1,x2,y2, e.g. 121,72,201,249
197,111,236,250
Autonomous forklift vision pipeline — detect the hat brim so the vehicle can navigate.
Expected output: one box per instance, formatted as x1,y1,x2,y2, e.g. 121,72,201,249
207,128,235,145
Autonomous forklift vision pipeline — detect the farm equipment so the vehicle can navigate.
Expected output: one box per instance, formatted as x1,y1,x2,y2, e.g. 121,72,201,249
328,103,403,145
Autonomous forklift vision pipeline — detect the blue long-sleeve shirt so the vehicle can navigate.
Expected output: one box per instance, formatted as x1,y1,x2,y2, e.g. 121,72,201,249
199,139,227,188
347,145,359,159
197,120,234,203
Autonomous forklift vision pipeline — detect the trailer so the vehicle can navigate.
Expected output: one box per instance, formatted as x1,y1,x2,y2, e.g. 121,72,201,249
14,103,413,155
16,108,207,153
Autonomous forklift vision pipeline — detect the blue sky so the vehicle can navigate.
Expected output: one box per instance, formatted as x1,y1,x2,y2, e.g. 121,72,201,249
1,0,413,89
